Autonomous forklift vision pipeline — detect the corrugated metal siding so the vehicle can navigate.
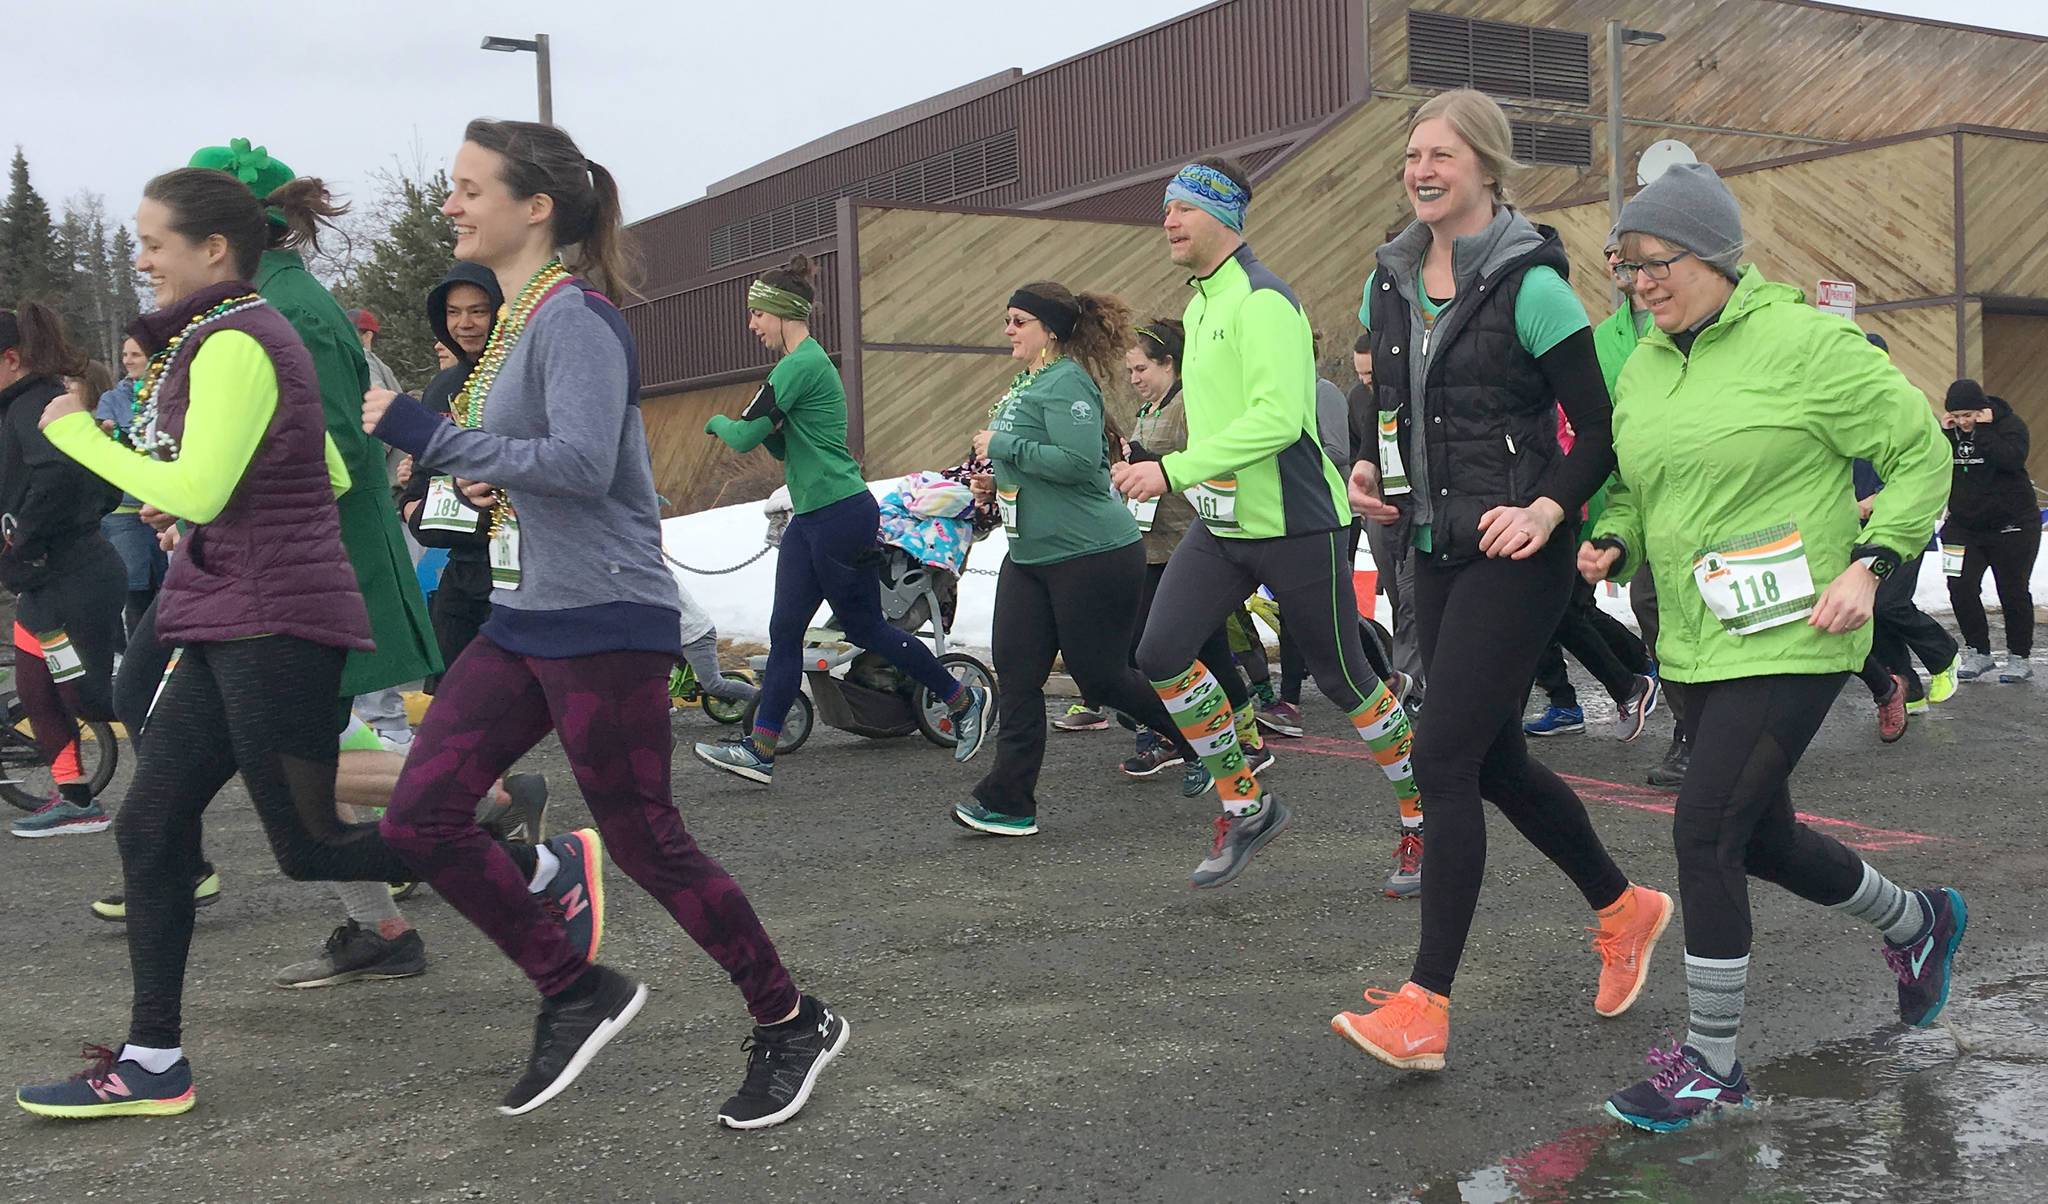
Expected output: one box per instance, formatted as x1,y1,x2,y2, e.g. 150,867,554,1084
623,250,840,395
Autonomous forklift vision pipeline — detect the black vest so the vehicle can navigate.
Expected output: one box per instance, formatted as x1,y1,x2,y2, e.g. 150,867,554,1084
1369,227,1570,567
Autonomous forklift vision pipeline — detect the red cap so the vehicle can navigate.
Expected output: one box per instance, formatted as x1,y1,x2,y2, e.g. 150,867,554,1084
351,309,380,334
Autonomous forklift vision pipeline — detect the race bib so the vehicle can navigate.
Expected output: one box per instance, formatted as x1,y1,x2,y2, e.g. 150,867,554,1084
36,629,83,683
1127,495,1159,532
1378,412,1410,496
489,507,523,589
419,476,481,533
1692,522,1818,636
1941,543,1964,577
1186,478,1241,531
996,486,1019,538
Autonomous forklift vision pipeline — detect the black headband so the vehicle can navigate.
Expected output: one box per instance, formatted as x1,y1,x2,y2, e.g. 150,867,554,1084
1008,289,1078,342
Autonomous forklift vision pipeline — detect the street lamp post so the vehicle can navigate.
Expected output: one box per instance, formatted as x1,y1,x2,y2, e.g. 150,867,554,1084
482,33,552,126
1606,21,1664,300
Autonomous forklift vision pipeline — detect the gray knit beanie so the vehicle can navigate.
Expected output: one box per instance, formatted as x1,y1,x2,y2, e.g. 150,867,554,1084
1617,162,1744,281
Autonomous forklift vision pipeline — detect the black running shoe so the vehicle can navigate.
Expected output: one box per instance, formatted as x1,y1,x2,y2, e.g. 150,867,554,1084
498,966,648,1116
273,921,427,989
717,997,850,1130
479,773,549,844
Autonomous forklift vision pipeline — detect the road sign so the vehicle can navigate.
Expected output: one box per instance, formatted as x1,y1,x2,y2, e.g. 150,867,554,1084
1817,279,1857,317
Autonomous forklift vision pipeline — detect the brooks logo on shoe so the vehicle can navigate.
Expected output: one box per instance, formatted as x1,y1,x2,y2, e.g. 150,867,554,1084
1673,1078,1724,1102
1910,938,1934,977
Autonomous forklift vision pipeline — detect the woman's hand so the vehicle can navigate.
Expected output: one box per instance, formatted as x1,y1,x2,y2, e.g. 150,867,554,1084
1348,462,1401,526
1110,459,1168,502
362,388,396,434
138,504,178,533
971,429,995,458
1477,497,1565,560
1578,541,1621,584
38,383,91,431
455,478,497,507
396,455,414,488
968,471,995,504
1809,561,1878,633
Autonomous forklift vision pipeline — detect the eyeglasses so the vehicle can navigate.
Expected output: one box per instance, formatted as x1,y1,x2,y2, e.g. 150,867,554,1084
1612,249,1694,282
1002,315,1038,330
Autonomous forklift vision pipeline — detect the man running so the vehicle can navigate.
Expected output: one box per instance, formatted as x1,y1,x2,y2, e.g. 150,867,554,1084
1114,157,1422,893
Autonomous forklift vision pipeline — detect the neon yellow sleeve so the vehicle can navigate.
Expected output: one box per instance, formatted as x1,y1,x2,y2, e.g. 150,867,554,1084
324,433,352,496
44,330,276,524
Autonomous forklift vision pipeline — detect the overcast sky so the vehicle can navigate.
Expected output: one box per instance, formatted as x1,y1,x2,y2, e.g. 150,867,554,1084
17,0,2048,239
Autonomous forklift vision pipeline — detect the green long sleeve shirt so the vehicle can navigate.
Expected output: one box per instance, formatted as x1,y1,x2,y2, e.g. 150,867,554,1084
705,337,868,515
986,358,1139,566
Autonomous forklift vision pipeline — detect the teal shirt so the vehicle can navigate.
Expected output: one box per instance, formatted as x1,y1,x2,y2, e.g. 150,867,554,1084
986,358,1140,566
706,337,868,515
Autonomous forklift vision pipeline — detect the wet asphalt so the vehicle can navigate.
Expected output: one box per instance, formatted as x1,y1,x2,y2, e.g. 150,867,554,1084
0,647,2041,1203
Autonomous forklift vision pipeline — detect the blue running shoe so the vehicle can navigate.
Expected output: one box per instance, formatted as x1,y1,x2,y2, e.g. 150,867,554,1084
11,796,110,838
1605,1041,1750,1132
695,735,774,784
18,1044,195,1118
1886,887,1967,1027
952,686,992,764
1524,706,1585,737
538,829,606,965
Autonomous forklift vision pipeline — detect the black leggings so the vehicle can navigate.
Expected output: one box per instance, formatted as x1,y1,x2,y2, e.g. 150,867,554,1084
13,539,126,774
1949,526,2039,657
1279,524,1366,703
1409,536,1631,995
1133,562,1248,713
1673,673,1864,961
112,595,174,746
978,542,1194,816
426,556,493,695
118,636,419,1048
1868,553,1956,702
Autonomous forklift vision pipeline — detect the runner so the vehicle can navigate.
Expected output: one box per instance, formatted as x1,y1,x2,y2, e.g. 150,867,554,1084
15,164,593,1119
0,303,124,837
1938,378,2037,683
696,252,989,783
1577,162,1963,1131
952,284,1215,835
365,119,846,1125
1117,317,1270,790
1114,156,1423,895
1331,90,1670,1069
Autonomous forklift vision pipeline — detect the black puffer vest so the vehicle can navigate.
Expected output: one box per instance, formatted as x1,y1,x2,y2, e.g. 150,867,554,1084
1369,226,1570,568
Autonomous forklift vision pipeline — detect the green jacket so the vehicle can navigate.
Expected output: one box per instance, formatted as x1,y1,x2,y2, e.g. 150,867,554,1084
1164,244,1348,540
1590,266,1949,683
986,358,1139,566
253,250,439,695
705,337,869,516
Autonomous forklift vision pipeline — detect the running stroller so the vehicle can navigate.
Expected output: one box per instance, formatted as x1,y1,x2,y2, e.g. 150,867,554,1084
742,474,996,754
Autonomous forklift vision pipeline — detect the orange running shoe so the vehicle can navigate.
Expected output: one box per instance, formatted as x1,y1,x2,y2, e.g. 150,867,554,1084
1591,883,1673,1018
1329,981,1449,1071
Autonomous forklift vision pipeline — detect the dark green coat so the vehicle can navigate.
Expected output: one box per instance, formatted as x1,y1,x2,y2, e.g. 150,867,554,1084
253,250,440,695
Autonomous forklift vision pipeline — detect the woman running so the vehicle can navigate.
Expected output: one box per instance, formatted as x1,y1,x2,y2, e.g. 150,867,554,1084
1116,318,1270,794
363,120,845,1126
1586,162,1962,1131
15,166,590,1119
1939,378,2037,683
952,285,1214,835
0,303,125,837
1332,90,1671,1069
696,253,989,783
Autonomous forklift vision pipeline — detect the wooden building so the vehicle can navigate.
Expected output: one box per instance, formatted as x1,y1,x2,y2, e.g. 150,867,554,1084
625,0,2048,512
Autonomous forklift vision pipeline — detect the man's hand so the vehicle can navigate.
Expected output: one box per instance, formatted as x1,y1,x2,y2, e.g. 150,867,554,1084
1347,462,1401,526
1578,541,1621,584
1809,561,1879,633
1110,459,1168,502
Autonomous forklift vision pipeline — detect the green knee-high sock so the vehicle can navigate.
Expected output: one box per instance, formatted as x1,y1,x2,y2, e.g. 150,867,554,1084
1154,661,1261,816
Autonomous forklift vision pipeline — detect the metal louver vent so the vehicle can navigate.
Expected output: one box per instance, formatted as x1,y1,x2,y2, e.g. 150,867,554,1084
709,130,1022,268
1409,11,1591,106
1511,120,1595,167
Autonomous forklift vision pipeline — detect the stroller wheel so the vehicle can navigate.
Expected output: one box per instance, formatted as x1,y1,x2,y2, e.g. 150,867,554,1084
918,653,997,747
740,690,814,754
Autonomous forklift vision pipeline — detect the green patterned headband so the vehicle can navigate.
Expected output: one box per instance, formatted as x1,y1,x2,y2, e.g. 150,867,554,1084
748,280,812,321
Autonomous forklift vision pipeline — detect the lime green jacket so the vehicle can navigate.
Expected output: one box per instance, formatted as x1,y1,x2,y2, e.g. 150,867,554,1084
1164,244,1349,540
1591,266,1949,682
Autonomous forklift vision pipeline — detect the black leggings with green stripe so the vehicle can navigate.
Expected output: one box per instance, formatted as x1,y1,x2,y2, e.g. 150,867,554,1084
1135,523,1382,713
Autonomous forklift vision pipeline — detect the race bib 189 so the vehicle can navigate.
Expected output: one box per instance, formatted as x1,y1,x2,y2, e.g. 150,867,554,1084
1692,522,1817,636
1186,478,1240,531
419,476,481,533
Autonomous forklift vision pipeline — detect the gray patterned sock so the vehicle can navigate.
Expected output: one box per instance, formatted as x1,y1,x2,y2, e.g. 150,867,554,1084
1832,862,1928,944
1684,953,1749,1079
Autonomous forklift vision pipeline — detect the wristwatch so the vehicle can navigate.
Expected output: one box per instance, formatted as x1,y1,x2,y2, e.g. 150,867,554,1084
1851,543,1902,580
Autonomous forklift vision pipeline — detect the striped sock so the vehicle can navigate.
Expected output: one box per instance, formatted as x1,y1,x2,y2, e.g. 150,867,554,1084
1349,680,1421,825
1232,707,1266,754
1684,953,1749,1078
1154,661,1260,816
1832,862,1928,943
749,725,780,758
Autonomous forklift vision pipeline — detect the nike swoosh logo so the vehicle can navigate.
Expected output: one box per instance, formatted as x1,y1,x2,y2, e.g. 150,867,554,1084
1397,1033,1434,1053
1910,937,1934,978
1673,1078,1724,1102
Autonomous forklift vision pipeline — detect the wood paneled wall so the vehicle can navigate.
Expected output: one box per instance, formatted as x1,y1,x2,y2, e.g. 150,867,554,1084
1983,313,2048,484
642,380,791,516
1860,305,1963,410
1961,134,2048,296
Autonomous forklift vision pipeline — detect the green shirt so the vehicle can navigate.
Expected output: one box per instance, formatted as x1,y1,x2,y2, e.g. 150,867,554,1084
706,338,868,515
986,358,1140,566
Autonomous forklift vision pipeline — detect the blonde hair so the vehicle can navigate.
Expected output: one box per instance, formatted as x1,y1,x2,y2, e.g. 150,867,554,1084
1410,89,1522,205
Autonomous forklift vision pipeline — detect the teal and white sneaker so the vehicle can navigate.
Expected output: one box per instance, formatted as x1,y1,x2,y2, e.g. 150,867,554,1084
694,736,774,784
1180,761,1214,798
11,796,110,839
951,802,1037,836
952,686,992,764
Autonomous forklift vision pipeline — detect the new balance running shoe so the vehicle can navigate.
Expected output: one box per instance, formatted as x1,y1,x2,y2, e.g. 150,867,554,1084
1119,732,1183,777
1245,741,1275,775
1605,1041,1750,1132
1927,655,1961,703
1384,828,1423,899
17,1044,195,1118
1180,761,1214,798
718,996,850,1130
1053,704,1109,732
11,797,110,838
952,686,993,763
1331,981,1449,1071
1524,705,1585,737
1592,883,1673,1018
91,862,220,922
479,773,549,844
1189,797,1290,889
951,802,1038,837
694,735,774,784
498,965,647,1116
273,921,427,988
1253,700,1304,738
1886,886,1967,1027
539,829,605,964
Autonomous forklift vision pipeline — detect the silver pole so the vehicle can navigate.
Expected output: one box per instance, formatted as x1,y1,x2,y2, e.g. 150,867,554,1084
535,34,554,126
1606,20,1625,305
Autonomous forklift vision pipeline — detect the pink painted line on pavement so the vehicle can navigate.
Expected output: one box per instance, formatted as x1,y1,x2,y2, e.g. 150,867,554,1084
1280,736,1940,852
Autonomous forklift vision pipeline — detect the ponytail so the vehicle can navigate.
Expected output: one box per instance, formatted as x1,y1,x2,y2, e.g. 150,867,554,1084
264,176,349,256
464,119,639,300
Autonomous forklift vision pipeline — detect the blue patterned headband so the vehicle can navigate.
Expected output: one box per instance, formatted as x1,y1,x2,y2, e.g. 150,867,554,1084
1163,164,1248,232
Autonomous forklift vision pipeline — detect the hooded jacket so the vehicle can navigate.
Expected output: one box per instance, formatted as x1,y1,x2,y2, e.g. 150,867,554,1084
1590,265,1950,683
403,263,503,558
0,374,118,591
420,262,503,416
1941,394,2035,542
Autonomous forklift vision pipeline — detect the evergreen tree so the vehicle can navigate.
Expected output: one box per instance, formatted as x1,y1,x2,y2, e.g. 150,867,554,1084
0,148,67,307
332,168,456,389
108,224,143,321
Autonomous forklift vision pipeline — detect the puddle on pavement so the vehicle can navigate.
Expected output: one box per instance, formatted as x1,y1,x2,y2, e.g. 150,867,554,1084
1397,971,2048,1203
